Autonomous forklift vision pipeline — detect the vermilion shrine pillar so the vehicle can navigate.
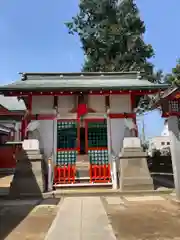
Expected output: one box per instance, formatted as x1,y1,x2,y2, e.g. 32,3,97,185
21,95,32,141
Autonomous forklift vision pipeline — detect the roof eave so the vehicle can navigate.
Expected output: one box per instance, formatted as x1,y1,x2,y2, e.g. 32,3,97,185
0,84,168,93
19,71,140,76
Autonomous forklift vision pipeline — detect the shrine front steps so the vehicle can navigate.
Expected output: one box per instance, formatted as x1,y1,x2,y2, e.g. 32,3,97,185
76,154,90,181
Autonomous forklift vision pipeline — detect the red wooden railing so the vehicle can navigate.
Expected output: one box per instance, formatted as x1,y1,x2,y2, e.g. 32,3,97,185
89,164,111,183
54,165,76,184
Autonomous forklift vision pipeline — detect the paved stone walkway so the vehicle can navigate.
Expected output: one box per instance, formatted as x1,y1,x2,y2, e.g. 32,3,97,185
45,197,116,240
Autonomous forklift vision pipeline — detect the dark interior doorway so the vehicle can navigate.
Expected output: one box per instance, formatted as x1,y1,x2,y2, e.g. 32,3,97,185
79,127,86,154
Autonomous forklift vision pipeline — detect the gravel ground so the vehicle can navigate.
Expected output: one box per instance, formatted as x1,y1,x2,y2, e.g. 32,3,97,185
102,196,180,240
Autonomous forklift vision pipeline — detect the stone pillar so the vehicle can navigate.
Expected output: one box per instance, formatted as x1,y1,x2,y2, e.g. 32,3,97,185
168,116,180,200
9,140,45,198
119,137,153,191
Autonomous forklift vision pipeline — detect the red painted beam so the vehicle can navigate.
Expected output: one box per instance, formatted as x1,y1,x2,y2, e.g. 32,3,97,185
28,95,32,113
108,113,136,119
0,111,24,116
5,89,161,97
31,114,56,120
162,112,180,118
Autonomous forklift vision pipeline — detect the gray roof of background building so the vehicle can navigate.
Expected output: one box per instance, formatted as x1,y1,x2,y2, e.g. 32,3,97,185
0,95,26,111
0,72,168,92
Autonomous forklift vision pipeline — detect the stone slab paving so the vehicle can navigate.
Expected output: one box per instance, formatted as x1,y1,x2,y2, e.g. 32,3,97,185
0,174,13,187
106,196,125,205
124,195,165,202
45,197,116,240
0,200,40,206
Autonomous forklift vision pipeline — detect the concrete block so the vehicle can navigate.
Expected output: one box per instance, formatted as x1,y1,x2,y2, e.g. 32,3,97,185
119,142,153,191
123,137,141,148
124,196,164,202
9,149,45,198
22,139,39,151
121,151,147,158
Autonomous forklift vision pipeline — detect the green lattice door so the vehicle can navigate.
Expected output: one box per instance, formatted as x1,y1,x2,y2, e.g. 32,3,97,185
86,119,109,165
56,120,78,166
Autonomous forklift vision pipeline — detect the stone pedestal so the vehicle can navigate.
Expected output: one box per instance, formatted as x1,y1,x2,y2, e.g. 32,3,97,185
9,140,45,198
119,137,153,191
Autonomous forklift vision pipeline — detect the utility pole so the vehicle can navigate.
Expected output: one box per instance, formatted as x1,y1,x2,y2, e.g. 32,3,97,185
142,117,146,145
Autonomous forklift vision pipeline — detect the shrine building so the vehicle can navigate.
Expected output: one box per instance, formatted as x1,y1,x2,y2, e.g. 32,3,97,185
150,83,180,199
0,72,168,187
0,95,25,171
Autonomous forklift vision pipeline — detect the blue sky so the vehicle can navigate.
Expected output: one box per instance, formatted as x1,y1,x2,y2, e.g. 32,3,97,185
0,0,179,138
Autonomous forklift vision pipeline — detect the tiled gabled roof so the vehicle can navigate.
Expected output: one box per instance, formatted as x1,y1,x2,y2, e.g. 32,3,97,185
0,95,26,111
0,72,168,92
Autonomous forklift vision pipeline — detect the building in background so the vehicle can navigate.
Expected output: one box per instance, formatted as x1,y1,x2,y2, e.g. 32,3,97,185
0,95,26,141
149,83,180,200
148,119,170,156
0,95,26,171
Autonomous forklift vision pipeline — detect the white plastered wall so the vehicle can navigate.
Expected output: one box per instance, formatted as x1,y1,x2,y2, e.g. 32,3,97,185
30,96,55,161
109,119,125,156
27,120,54,161
38,120,54,160
109,94,132,157
88,95,105,113
56,95,76,119
57,95,106,119
32,96,54,114
30,96,76,164
110,94,131,113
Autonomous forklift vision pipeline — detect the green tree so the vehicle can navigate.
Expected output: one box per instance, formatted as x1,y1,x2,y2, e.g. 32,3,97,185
66,0,155,79
164,59,180,84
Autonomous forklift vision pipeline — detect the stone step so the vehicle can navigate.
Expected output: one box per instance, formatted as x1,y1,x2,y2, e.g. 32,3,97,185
76,169,89,178
120,184,154,191
76,155,90,179
25,154,43,160
24,150,41,155
121,152,147,158
122,147,144,152
76,162,89,167
17,153,43,160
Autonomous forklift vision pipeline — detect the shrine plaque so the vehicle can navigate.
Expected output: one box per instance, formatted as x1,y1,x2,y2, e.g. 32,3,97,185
175,92,180,99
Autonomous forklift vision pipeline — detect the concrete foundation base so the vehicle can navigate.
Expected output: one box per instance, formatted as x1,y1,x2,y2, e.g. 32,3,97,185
9,150,45,198
119,140,154,191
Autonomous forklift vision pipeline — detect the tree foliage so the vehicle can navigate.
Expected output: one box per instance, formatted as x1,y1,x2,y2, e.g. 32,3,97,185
164,59,180,84
65,0,155,80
